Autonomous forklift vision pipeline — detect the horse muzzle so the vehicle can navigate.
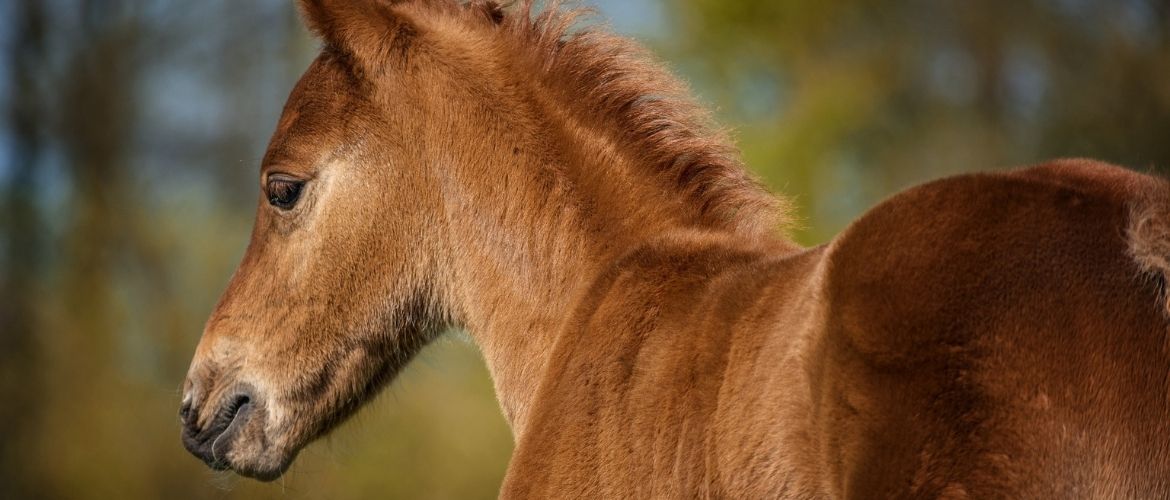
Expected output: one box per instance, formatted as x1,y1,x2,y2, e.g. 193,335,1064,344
180,382,257,466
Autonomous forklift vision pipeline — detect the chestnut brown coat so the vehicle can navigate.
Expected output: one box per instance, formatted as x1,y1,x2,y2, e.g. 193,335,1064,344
179,1,1170,497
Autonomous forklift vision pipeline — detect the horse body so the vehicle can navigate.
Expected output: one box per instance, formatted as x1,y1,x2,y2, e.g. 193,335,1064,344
177,0,1170,496
505,161,1170,498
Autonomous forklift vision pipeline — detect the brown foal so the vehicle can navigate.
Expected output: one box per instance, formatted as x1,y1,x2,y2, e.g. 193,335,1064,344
179,0,1170,496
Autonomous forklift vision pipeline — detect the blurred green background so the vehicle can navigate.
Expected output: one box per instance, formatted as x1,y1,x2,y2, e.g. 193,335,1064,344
0,0,1167,498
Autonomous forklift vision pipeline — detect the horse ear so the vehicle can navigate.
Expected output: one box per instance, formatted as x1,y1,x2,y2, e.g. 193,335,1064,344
296,0,417,71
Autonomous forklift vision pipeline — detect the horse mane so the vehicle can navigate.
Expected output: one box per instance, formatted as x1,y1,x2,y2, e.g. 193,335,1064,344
1129,185,1170,316
442,0,793,236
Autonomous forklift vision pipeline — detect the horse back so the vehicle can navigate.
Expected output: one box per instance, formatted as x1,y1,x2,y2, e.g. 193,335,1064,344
820,159,1170,497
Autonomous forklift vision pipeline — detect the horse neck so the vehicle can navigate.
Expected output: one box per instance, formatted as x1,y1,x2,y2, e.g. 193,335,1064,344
434,124,693,432
435,75,786,432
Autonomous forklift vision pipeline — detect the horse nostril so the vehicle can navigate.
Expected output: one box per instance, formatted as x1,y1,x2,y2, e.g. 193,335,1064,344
225,393,251,420
180,386,259,470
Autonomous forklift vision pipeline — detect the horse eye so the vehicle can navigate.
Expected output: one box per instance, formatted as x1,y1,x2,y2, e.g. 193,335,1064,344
266,176,305,210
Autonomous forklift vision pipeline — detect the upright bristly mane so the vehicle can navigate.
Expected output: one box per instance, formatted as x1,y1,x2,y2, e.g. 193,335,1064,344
507,1,790,235
441,0,792,236
1129,186,1170,316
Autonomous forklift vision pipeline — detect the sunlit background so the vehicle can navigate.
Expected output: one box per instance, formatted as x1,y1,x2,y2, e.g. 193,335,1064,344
1,1,1167,498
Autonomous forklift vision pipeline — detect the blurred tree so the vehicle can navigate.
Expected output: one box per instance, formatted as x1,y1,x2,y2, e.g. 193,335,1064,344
0,3,48,497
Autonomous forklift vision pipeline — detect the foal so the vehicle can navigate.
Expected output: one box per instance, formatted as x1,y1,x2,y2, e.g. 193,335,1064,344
180,0,1170,496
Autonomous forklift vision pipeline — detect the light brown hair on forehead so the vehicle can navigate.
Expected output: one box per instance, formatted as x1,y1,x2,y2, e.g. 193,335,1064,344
261,52,374,174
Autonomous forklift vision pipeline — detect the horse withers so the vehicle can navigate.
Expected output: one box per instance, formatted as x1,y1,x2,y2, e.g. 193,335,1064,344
179,0,1170,496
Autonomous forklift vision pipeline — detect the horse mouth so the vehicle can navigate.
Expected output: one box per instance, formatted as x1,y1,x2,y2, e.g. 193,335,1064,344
181,393,255,471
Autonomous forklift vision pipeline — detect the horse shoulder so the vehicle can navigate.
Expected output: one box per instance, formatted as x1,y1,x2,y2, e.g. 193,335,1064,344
816,159,1170,497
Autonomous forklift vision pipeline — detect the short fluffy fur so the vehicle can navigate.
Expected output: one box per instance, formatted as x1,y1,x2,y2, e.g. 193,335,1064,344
180,1,1170,496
